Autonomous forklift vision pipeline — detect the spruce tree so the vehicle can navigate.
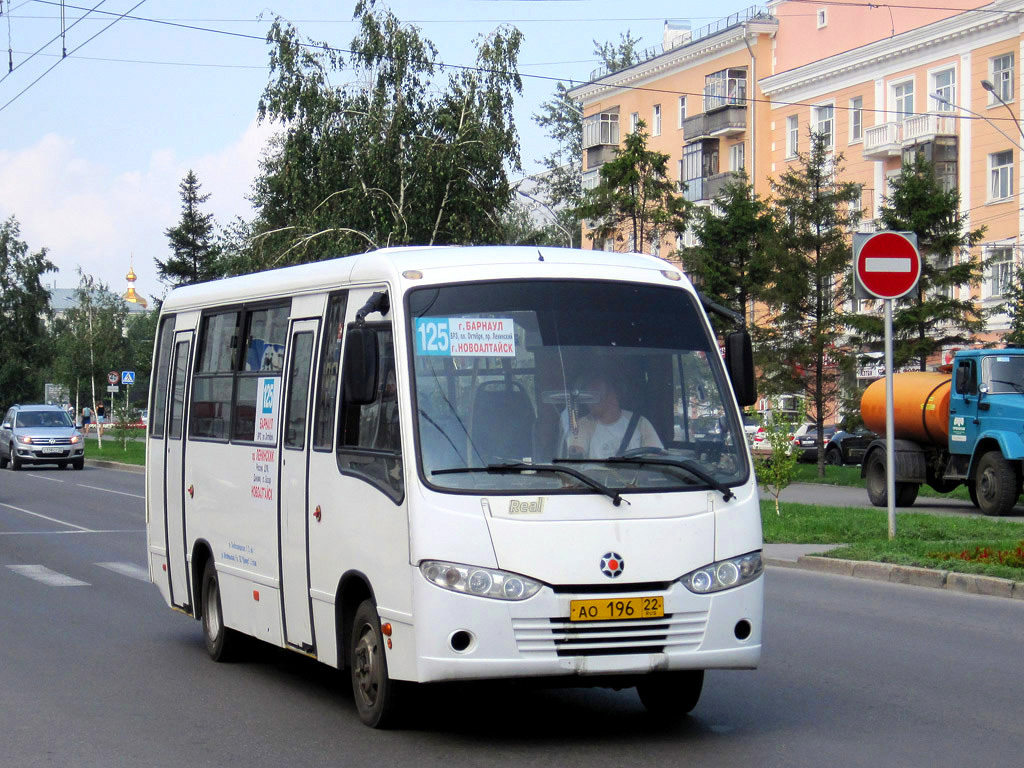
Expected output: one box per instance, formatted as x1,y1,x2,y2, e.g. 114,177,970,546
157,170,220,287
763,131,861,476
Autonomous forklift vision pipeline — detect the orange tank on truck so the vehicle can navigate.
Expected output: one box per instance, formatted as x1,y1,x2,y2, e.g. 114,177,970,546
860,372,951,448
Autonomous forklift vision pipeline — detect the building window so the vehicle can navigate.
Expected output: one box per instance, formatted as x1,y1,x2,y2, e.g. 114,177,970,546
988,247,1015,298
893,80,914,122
652,104,662,136
704,68,747,111
678,96,687,128
630,112,640,133
817,8,828,28
813,103,834,148
786,115,799,157
682,140,719,202
990,150,1014,200
730,142,745,172
582,111,619,148
850,97,863,142
991,54,1015,103
582,169,600,191
931,68,956,112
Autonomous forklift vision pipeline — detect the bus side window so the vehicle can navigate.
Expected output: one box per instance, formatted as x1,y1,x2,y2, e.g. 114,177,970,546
313,292,347,451
336,325,403,502
149,316,176,439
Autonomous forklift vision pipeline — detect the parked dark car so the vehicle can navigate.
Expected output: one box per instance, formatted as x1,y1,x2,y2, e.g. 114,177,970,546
792,423,837,463
823,427,878,466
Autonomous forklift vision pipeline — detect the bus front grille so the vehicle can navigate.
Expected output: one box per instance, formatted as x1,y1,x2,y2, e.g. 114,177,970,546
512,611,707,658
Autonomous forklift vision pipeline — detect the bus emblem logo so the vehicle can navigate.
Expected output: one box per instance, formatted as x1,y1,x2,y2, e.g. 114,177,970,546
600,552,624,578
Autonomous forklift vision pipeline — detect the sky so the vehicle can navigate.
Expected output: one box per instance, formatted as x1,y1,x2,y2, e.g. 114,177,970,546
0,0,758,303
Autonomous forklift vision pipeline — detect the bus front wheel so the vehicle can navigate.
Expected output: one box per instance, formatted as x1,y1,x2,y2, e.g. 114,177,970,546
201,560,241,662
349,599,405,728
636,669,704,718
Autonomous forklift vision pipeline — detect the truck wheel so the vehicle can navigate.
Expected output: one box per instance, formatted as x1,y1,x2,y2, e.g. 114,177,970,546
865,451,887,506
637,670,704,718
895,483,919,507
967,482,980,509
974,451,1019,517
825,447,844,466
349,599,406,728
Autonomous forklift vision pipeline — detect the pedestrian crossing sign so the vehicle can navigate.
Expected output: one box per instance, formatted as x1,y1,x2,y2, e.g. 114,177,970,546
121,370,135,385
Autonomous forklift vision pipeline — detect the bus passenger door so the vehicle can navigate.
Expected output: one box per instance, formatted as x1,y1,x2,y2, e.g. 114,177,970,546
165,332,193,610
279,319,319,651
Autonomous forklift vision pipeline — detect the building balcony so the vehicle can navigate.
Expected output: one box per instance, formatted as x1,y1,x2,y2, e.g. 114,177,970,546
682,105,747,142
902,113,958,144
682,171,739,202
863,122,902,158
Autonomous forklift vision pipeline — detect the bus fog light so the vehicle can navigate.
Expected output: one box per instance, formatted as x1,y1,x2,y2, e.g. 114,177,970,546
681,552,763,594
420,560,543,601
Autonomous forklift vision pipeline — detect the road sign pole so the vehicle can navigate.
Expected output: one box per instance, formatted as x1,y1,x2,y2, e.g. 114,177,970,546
884,299,896,540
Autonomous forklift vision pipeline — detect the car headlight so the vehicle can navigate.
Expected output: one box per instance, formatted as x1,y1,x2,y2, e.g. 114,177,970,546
680,551,763,594
420,560,543,601
70,434,81,444
16,435,33,444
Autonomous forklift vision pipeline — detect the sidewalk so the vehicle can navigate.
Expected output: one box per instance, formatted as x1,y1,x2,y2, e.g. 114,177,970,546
763,543,1024,600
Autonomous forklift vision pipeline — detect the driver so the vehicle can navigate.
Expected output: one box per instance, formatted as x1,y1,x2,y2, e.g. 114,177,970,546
566,373,662,459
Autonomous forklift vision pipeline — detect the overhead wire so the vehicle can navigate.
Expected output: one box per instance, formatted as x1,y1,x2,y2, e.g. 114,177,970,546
15,0,1024,129
0,0,144,113
0,0,106,83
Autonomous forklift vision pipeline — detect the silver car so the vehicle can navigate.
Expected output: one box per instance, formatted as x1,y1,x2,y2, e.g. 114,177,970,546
0,404,85,470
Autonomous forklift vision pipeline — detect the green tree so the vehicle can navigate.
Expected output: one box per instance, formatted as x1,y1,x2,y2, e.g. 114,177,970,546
578,121,689,254
247,3,523,270
157,170,221,287
1002,263,1024,346
754,401,805,516
763,131,861,476
847,154,986,370
0,216,55,406
679,172,779,325
592,31,643,74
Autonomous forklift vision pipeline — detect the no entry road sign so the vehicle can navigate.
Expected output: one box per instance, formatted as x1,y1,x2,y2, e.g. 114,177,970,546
854,231,921,300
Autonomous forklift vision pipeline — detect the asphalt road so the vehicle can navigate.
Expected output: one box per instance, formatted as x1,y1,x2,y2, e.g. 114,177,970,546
2,465,1023,767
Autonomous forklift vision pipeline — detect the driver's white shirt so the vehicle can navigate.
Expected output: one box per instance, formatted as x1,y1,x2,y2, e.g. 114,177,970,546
568,410,663,458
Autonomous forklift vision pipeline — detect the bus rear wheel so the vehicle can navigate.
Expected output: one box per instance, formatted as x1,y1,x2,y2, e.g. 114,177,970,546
636,670,704,718
201,560,240,662
349,599,405,728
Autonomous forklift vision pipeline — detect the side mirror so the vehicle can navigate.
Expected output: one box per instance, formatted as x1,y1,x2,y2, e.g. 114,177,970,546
1,422,9,429
343,326,379,406
725,330,756,407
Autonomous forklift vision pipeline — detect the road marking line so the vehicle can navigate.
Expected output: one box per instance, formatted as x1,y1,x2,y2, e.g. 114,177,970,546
7,564,90,586
0,502,92,531
96,562,149,581
75,484,145,499
24,473,65,483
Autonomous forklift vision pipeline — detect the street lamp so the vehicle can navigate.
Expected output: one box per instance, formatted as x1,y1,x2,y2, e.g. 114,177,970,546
931,91,1023,151
980,78,1024,146
516,187,575,248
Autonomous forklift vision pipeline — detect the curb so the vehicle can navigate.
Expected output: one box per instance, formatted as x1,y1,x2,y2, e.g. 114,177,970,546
84,459,145,474
765,555,1024,600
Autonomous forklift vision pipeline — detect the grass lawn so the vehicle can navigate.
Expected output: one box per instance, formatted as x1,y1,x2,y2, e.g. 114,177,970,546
763,500,1024,581
787,463,971,500
84,433,145,466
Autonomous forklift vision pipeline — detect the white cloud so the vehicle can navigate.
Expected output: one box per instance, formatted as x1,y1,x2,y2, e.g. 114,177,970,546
0,119,274,302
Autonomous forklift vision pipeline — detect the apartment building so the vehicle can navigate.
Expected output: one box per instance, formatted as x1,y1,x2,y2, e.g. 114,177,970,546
571,0,1023,346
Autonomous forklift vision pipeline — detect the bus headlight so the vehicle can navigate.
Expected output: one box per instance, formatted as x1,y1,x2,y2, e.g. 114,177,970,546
420,560,543,601
680,552,763,594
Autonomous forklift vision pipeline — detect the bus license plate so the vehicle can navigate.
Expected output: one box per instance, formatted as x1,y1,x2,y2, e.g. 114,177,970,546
569,596,664,622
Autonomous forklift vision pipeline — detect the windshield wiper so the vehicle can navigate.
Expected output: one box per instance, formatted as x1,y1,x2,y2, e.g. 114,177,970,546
554,448,735,501
989,379,1024,394
432,463,629,506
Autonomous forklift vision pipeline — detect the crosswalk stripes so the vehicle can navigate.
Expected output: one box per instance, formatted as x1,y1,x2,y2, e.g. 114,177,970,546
6,561,151,587
7,564,90,587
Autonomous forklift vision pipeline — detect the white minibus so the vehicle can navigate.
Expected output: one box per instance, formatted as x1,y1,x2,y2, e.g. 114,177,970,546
146,245,763,727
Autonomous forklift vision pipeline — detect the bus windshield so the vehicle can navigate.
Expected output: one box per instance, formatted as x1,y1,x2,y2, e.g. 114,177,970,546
408,280,748,494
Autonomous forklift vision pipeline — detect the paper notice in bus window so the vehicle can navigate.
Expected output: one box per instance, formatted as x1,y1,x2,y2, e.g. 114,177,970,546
255,375,281,443
415,317,516,357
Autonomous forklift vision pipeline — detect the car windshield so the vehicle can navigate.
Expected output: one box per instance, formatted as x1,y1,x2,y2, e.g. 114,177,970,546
16,411,72,428
408,280,748,494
